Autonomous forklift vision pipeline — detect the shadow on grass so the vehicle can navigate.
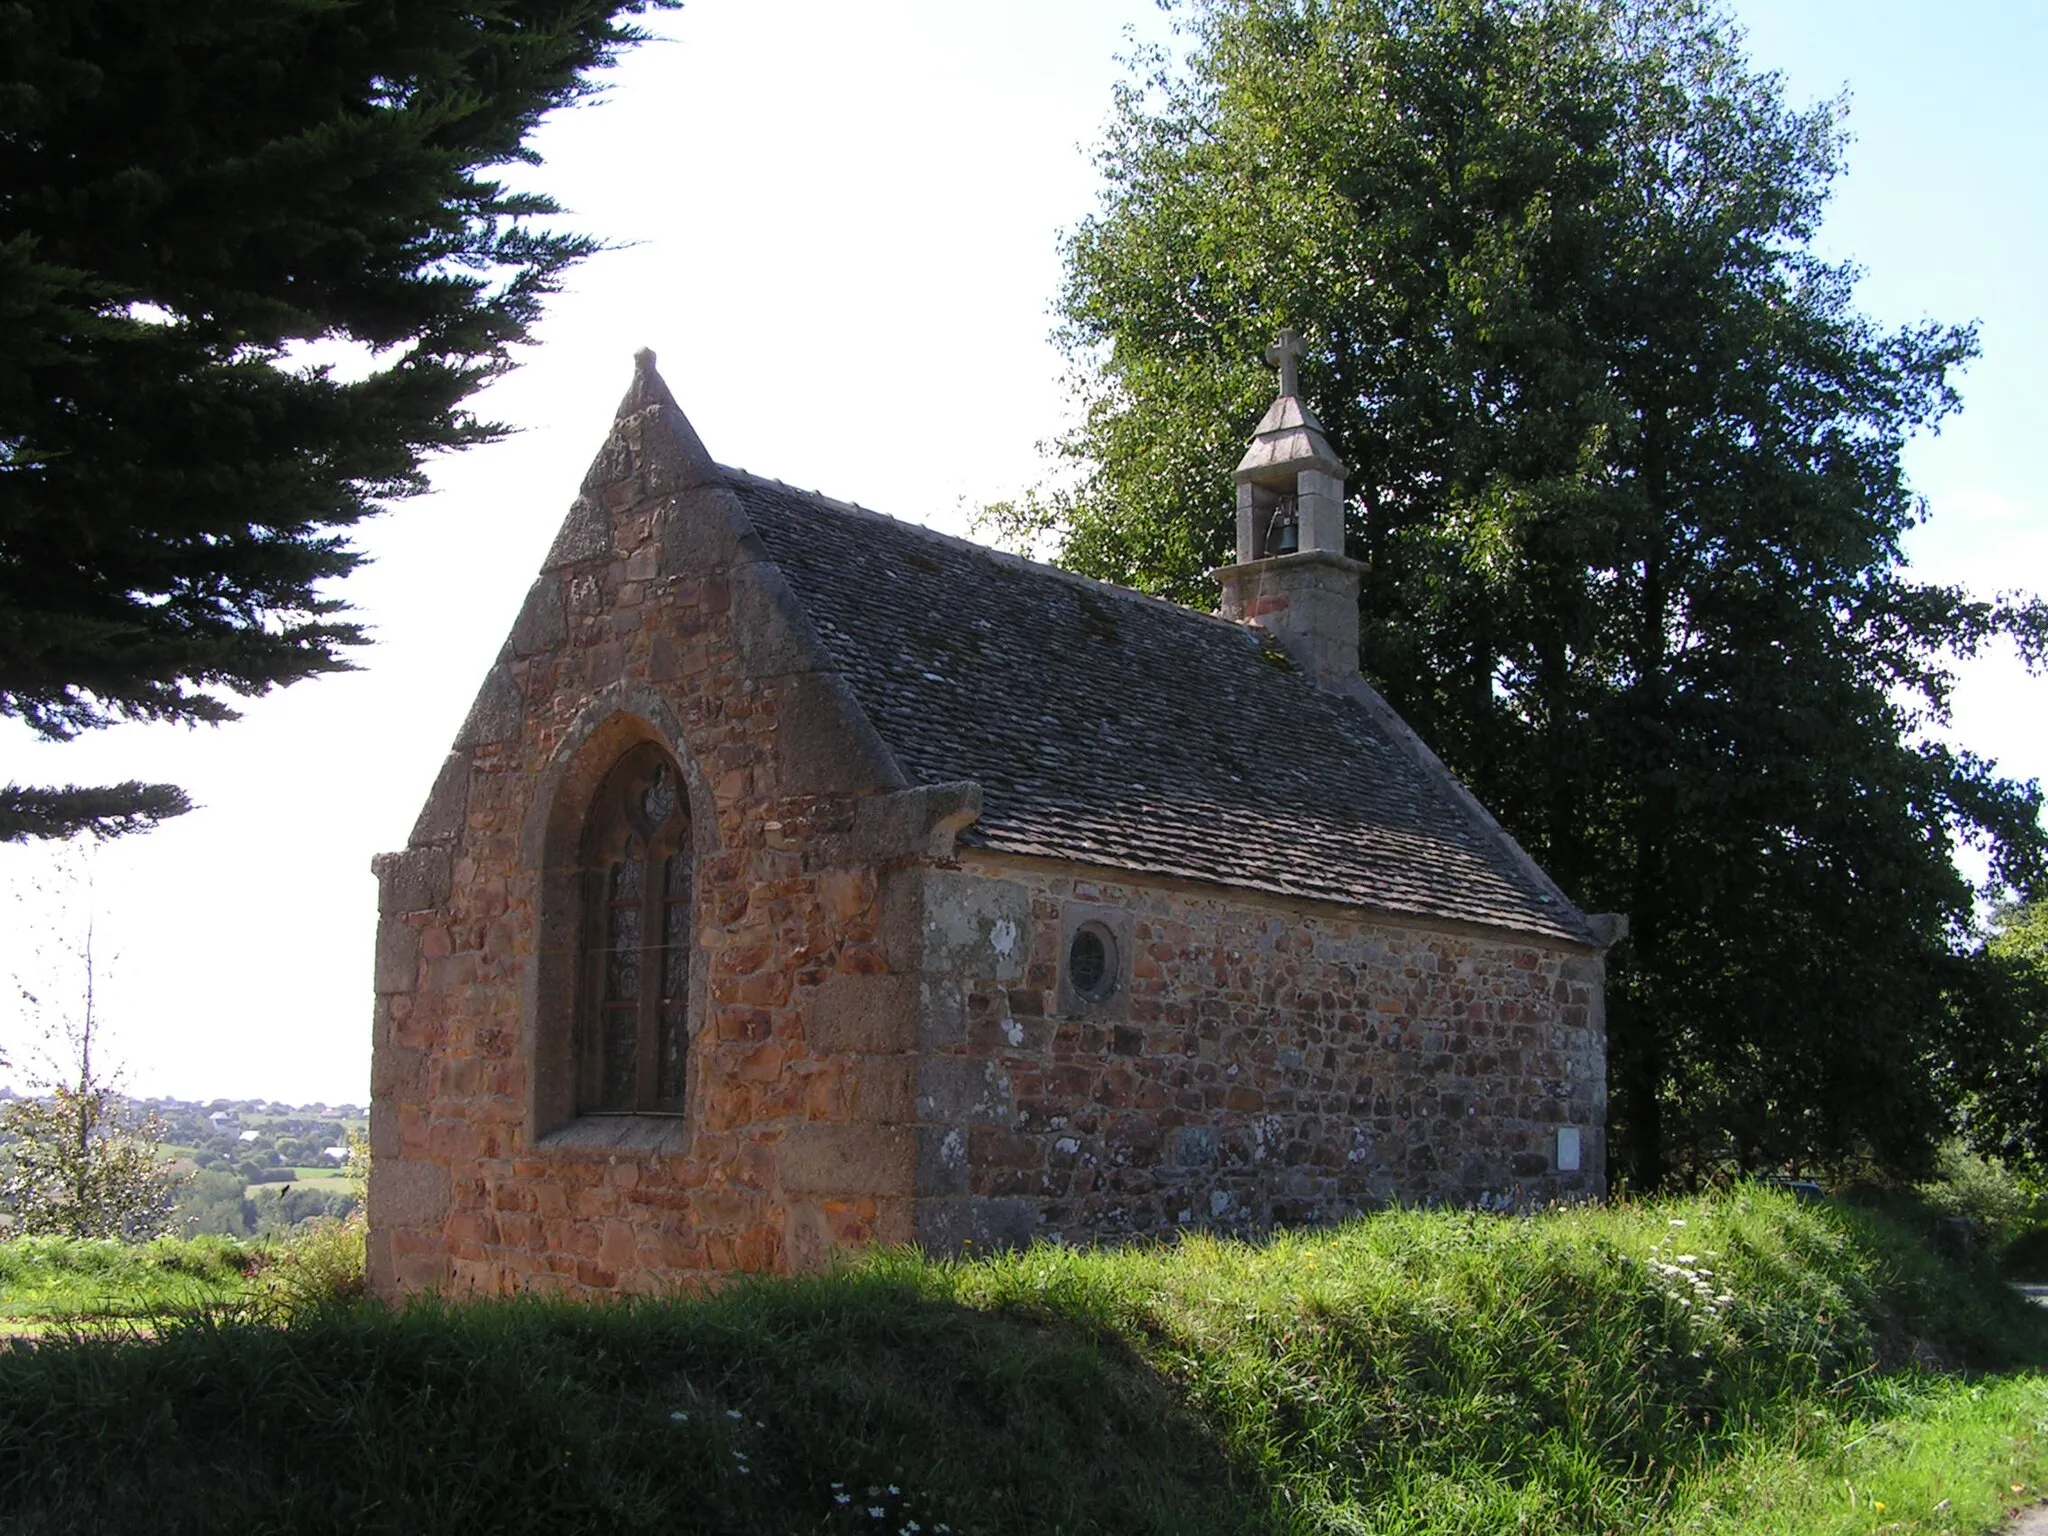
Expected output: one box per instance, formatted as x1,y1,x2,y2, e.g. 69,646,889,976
0,1265,1268,1536
6,1192,2048,1535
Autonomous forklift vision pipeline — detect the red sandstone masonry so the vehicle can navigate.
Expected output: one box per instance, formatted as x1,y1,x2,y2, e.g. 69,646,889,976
368,396,923,1300
370,363,1609,1301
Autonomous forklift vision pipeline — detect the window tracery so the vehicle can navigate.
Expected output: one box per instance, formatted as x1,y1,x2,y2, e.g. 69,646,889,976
577,742,692,1115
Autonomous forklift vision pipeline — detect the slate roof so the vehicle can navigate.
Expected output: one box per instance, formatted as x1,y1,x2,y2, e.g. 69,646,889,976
728,470,1593,947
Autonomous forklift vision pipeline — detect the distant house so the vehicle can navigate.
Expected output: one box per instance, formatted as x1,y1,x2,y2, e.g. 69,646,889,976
321,1146,353,1164
208,1111,235,1126
238,1130,261,1144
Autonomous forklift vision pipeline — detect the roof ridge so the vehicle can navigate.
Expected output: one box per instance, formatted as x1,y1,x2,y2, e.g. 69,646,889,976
716,465,1256,641
723,465,1598,948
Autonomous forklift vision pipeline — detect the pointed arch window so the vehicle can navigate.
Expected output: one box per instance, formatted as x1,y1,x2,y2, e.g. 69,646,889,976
578,742,692,1115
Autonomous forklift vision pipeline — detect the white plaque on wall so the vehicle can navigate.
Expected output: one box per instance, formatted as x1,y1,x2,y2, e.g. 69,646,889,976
1556,1126,1582,1172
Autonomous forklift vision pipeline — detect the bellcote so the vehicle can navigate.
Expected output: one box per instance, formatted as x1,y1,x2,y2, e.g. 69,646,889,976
1215,330,1365,688
1232,330,1349,563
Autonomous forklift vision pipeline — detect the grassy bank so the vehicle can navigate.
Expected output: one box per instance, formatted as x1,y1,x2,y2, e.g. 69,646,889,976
0,1234,258,1332
0,1222,364,1335
2,1191,2046,1534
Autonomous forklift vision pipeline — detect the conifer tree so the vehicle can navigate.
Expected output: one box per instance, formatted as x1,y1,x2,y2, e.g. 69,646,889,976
1039,0,2048,1182
0,0,672,840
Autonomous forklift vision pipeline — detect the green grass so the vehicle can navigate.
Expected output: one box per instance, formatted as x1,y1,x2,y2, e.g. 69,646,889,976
0,1234,259,1332
2,1191,2046,1534
1668,1373,2048,1534
287,1165,356,1188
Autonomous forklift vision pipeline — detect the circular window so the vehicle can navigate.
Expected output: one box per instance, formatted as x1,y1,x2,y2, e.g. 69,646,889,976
1068,922,1118,1003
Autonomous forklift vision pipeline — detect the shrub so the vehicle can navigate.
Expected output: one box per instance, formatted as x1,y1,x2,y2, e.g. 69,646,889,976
1915,1142,2048,1248
249,1212,368,1319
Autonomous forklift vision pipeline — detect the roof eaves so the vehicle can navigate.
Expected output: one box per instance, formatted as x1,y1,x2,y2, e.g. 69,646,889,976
1324,672,1597,946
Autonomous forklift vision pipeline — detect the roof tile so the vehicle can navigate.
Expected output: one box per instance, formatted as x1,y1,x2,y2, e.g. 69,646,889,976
728,471,1592,946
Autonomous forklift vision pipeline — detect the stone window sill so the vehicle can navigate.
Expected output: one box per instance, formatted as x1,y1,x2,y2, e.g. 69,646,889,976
537,1116,693,1156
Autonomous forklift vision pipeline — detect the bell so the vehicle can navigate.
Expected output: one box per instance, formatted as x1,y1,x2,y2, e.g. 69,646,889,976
1268,498,1300,556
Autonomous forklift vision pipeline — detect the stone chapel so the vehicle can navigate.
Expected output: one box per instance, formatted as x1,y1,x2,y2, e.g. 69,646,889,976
366,341,1619,1298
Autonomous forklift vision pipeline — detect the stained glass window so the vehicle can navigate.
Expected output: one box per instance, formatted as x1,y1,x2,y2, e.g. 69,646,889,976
578,744,693,1115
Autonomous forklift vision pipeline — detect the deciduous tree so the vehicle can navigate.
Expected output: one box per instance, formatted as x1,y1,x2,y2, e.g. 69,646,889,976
1,873,182,1239
0,1076,185,1240
1951,903,2048,1172
1035,0,2048,1183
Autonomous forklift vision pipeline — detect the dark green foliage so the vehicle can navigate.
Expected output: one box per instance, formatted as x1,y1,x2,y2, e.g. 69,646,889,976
0,0,671,832
0,1260,1258,1535
1039,0,2048,1185
175,1167,257,1237
248,1182,357,1233
0,781,189,841
2000,1227,2048,1282
0,1194,2043,1534
1952,903,2048,1170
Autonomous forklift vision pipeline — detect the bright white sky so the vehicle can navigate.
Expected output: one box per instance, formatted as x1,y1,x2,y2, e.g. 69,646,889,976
1,0,2041,1104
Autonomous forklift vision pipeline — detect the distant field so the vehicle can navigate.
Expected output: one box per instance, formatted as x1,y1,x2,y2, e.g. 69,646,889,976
243,1167,355,1200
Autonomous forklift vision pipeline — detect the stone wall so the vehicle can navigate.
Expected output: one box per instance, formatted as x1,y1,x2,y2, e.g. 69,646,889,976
911,854,1606,1250
369,365,1608,1302
368,384,940,1300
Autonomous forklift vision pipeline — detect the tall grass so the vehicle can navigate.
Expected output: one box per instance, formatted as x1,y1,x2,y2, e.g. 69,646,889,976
1,1189,2044,1534
0,1215,364,1333
0,1233,257,1328
939,1193,2047,1532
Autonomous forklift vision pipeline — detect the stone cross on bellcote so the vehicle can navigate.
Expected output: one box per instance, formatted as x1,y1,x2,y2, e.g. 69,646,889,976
1220,324,1359,684
1264,328,1306,399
